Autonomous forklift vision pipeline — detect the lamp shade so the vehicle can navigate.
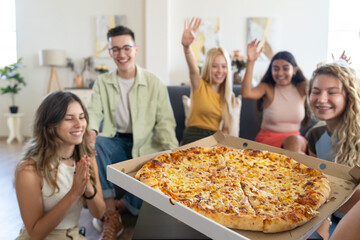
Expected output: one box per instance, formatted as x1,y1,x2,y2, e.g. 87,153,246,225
39,49,67,66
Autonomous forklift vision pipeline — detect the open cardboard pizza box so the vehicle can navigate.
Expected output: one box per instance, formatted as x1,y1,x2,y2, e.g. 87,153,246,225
108,132,360,240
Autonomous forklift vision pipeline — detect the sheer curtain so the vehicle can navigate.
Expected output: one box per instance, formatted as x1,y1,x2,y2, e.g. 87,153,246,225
328,0,360,70
0,0,17,67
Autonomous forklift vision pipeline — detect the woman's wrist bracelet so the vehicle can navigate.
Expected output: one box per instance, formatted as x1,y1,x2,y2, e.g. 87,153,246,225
83,184,97,200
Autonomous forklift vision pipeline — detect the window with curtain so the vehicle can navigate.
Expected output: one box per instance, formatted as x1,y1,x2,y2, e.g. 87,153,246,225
328,0,360,69
0,0,17,67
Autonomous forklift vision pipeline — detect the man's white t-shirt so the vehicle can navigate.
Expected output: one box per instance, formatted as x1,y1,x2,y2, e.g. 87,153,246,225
116,76,135,133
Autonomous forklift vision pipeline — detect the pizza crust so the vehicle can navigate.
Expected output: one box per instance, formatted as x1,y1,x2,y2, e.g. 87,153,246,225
196,208,265,231
263,205,319,233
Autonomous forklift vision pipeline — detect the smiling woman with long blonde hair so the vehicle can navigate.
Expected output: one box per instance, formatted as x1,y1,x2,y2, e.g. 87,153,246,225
181,17,235,145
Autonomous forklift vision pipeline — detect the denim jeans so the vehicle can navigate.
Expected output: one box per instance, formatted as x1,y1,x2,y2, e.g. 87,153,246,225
95,135,142,215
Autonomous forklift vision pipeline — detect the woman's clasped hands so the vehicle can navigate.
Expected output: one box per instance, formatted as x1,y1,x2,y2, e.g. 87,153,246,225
71,155,93,198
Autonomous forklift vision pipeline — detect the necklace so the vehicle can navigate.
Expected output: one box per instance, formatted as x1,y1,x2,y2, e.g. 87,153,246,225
59,154,74,161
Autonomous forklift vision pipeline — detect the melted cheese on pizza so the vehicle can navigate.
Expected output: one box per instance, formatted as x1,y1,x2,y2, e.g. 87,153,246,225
135,146,331,233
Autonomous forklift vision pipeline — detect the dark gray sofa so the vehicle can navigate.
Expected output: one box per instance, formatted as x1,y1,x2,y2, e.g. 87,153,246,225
167,85,261,143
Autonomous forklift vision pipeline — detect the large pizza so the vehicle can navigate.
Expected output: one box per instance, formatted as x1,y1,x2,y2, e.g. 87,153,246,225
135,146,331,233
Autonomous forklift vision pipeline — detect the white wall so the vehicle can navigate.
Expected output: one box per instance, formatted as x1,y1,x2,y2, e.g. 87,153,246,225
145,0,171,84
0,0,329,137
0,0,145,137
168,0,329,85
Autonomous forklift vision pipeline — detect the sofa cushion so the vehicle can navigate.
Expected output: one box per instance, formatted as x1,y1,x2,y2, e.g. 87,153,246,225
230,95,242,136
167,86,191,142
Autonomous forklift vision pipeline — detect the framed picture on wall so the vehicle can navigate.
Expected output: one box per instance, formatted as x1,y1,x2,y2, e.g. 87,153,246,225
247,17,280,61
96,15,126,58
190,17,221,68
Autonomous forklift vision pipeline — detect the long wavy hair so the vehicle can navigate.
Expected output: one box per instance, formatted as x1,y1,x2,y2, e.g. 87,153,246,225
256,51,310,126
308,63,360,167
201,47,234,131
22,91,95,194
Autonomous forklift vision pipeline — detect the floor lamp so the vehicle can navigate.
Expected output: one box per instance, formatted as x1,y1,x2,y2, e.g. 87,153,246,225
39,49,67,93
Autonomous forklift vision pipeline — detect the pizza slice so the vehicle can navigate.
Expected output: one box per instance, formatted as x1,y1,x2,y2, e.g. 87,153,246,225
240,177,319,232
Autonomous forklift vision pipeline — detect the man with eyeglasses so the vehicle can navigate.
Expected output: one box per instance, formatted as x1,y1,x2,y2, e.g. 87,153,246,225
87,25,178,239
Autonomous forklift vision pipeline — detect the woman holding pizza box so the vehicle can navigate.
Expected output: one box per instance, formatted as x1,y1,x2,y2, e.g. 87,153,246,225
306,61,360,240
307,61,360,167
180,17,237,145
241,39,310,152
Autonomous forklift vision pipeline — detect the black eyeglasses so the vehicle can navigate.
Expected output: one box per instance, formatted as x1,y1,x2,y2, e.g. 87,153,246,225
109,45,134,55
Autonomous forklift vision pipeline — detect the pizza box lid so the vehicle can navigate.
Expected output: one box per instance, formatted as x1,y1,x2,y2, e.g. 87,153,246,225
107,131,360,240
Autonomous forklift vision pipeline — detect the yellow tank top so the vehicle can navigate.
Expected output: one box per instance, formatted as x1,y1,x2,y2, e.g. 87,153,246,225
186,79,221,131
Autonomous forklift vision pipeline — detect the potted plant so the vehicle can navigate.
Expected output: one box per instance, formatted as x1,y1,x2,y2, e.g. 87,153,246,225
0,58,26,113
230,50,247,84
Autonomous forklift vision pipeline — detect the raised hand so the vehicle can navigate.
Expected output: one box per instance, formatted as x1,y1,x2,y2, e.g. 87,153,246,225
71,155,91,197
181,17,202,48
339,50,352,64
247,39,263,62
331,50,352,64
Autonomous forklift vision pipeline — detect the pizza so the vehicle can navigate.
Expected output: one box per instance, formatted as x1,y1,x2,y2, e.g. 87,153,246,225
135,146,331,233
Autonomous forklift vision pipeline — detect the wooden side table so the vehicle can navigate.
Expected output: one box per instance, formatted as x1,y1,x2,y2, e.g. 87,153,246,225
4,113,24,144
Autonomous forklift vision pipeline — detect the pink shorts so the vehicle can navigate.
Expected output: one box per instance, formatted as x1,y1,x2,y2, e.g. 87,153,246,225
255,129,305,148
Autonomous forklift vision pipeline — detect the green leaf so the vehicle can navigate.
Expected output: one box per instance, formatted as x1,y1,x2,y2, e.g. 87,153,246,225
0,58,26,97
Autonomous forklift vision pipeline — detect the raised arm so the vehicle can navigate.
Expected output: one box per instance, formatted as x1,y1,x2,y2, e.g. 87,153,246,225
181,17,202,91
241,39,267,100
